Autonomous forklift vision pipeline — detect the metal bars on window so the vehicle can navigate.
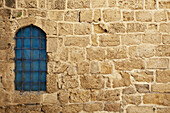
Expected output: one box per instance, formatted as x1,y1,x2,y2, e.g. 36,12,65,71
14,25,47,91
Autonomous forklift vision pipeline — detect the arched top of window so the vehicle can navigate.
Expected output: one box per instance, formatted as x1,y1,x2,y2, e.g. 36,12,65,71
14,25,47,92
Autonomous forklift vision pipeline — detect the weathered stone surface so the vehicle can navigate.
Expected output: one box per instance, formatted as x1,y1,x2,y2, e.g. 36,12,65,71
43,93,58,104
86,48,105,61
136,11,152,22
118,0,143,9
131,71,153,83
135,84,149,93
159,1,170,9
123,11,134,21
146,58,169,69
99,34,120,47
152,84,170,93
103,9,121,22
0,89,12,106
70,90,90,103
77,61,89,74
67,0,90,9
160,23,170,33
58,23,73,36
91,0,107,8
108,0,117,7
47,74,58,93
94,24,106,33
90,61,99,74
107,46,127,59
70,47,85,62
42,105,62,113
154,11,167,22
91,34,98,46
156,45,170,56
162,35,170,44
61,76,79,89
114,59,144,71
27,9,47,18
65,36,90,47
38,0,45,8
93,9,101,22
100,62,113,74
97,89,120,101
143,93,170,106
122,34,142,45
105,103,120,112
122,95,141,106
5,0,15,8
48,62,68,73
123,86,136,94
80,10,92,22
47,0,66,10
156,70,170,83
142,34,161,44
127,106,154,113
145,0,156,9
74,23,91,35
127,23,147,32
58,90,69,104
63,104,83,113
0,0,3,7
80,75,104,89
47,38,58,52
49,11,64,21
64,10,79,22
18,0,37,8
113,72,131,88
109,23,125,33
84,102,104,112
157,108,170,113
147,24,158,32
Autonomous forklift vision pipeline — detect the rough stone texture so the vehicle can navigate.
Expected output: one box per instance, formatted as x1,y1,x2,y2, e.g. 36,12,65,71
142,34,161,44
5,0,15,8
127,23,147,32
18,0,37,8
160,23,170,33
86,48,105,61
109,23,125,33
157,108,170,113
103,9,121,22
136,11,152,22
77,61,89,74
107,46,127,59
105,103,120,112
146,58,169,69
84,102,104,112
156,70,170,83
91,0,107,8
123,11,134,21
61,76,79,89
156,45,170,57
145,0,156,9
47,0,66,10
80,10,92,22
127,106,154,113
74,23,91,35
58,23,73,36
49,11,64,21
64,10,79,22
118,0,143,9
162,35,170,44
121,34,142,45
135,84,149,93
131,71,153,83
67,0,90,9
122,95,141,106
152,84,170,93
70,90,90,103
159,1,170,9
154,11,167,22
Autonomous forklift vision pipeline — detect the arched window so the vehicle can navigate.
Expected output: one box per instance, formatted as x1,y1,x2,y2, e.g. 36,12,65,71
14,25,47,91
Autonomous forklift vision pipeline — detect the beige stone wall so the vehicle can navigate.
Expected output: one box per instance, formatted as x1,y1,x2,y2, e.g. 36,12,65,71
0,0,170,112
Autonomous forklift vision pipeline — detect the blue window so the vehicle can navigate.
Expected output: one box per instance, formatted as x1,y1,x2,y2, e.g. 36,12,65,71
14,25,47,91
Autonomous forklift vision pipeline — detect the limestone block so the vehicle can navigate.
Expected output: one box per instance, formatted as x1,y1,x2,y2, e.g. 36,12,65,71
154,11,167,22
127,106,154,113
77,61,89,74
103,9,121,22
159,1,170,9
49,11,64,21
122,95,141,106
108,0,117,7
43,93,58,104
47,74,58,93
86,48,105,61
42,105,62,113
127,23,147,32
105,103,120,112
80,10,92,22
94,24,106,33
18,0,37,8
61,76,79,89
123,86,136,94
5,0,15,8
135,84,149,93
91,34,98,46
74,23,91,35
70,90,90,103
38,0,45,8
80,75,104,89
84,102,104,112
136,11,152,22
90,61,99,74
122,34,142,45
131,71,153,83
157,108,170,113
145,0,156,9
27,10,47,18
162,35,170,44
160,23,170,33
69,47,85,62
91,0,107,8
146,58,169,69
64,10,79,22
152,84,170,93
93,9,101,22
107,46,127,59
142,34,161,44
47,0,66,10
156,45,170,56
58,23,73,36
118,0,143,9
100,62,113,74
109,23,125,33
123,11,134,21
58,90,69,104
156,70,170,83
62,104,83,113
47,38,58,52
67,0,90,9
99,34,120,47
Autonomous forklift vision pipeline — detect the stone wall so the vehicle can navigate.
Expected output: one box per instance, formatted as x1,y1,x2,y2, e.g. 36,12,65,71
0,0,170,113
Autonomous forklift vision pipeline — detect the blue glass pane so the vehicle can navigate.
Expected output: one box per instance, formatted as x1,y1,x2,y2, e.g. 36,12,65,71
40,83,46,90
23,50,31,59
24,39,31,48
16,61,22,71
40,61,46,70
40,50,46,60
16,72,22,82
16,39,22,48
32,61,39,71
40,72,46,82
32,27,40,37
32,38,39,48
23,27,31,38
24,72,31,91
40,38,46,48
23,61,31,71
16,50,22,59
16,29,22,37
16,83,22,90
32,72,39,91
32,50,39,59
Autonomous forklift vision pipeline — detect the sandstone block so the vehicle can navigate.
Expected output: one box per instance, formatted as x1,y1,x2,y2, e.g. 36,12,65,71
123,86,136,94
47,38,58,52
127,106,154,113
43,93,58,104
160,23,170,33
49,11,64,21
58,91,69,104
93,9,101,22
27,10,47,18
64,36,90,47
109,23,125,33
84,102,104,112
97,89,120,101
131,71,153,83
100,62,113,74
159,1,170,9
80,75,104,89
91,0,107,8
80,10,92,22
122,34,142,45
90,61,99,74
74,23,91,35
123,11,134,21
0,0,2,7
5,0,15,8
94,24,106,33
137,44,155,58
67,0,90,9
127,23,147,32
105,103,120,112
136,11,152,22
157,108,170,113
143,93,170,106
108,0,117,7
107,46,127,59
42,105,62,113
146,58,169,69
162,35,170,44
70,47,85,62
18,0,37,8
91,34,98,46
86,48,105,61
103,9,121,22
77,61,89,74
114,59,144,71
147,24,158,32
154,11,167,22
145,0,156,9
38,0,45,8
99,34,120,47
58,23,73,36
142,34,161,44
70,90,90,103
152,84,170,93
135,84,149,93
47,74,58,93
47,0,65,10
113,72,131,88
118,0,143,9
122,95,141,106
156,70,170,83
63,104,83,113
64,10,79,22
168,11,170,20
156,45,170,56
61,76,79,89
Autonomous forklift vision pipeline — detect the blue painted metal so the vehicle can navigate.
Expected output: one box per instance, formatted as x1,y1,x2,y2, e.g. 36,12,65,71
14,25,47,91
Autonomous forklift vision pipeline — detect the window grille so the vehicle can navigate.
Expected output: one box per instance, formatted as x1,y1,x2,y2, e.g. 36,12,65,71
14,25,47,91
